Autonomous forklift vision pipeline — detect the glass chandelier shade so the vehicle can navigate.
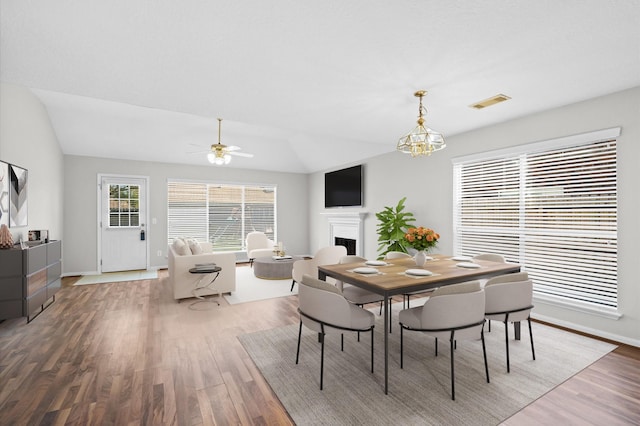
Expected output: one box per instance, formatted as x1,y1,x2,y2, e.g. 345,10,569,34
396,90,446,157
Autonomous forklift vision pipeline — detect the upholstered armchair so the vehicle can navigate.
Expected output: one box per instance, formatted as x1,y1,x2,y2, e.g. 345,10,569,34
246,231,275,266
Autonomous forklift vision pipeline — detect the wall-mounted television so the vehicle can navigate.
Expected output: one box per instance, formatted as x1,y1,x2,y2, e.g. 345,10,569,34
324,164,363,208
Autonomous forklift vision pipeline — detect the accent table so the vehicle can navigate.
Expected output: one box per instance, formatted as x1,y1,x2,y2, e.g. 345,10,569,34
188,265,222,306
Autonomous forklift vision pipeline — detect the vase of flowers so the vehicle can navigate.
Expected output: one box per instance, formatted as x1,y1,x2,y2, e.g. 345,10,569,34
404,227,439,267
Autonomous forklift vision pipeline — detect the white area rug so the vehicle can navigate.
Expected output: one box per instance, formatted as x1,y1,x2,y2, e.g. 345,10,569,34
239,309,616,425
224,266,298,304
74,270,158,285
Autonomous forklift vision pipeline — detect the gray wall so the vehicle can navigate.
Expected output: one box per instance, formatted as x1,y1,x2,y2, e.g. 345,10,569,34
309,86,640,346
63,155,309,274
0,83,64,246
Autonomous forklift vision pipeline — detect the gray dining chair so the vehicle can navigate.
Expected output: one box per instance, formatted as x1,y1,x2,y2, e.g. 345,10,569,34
384,251,432,309
399,280,489,400
484,273,535,372
296,274,375,390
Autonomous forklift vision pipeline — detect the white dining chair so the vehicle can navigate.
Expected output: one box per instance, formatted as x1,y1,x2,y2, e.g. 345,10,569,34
484,273,535,372
399,280,489,400
291,245,347,291
296,274,375,390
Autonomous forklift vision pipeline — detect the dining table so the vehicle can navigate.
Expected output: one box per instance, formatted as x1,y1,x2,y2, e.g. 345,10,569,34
318,254,521,394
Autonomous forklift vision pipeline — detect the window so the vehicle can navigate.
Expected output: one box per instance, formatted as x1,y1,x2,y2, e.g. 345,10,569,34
109,184,140,227
453,128,619,312
168,180,276,252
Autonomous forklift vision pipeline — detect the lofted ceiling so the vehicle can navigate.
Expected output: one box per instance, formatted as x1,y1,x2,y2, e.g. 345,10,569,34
1,1,639,173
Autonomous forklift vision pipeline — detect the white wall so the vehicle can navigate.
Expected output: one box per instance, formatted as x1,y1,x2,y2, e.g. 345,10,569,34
0,83,64,245
63,155,309,274
309,86,640,346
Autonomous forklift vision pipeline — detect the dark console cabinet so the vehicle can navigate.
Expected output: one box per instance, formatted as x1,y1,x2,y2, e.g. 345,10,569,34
0,240,62,322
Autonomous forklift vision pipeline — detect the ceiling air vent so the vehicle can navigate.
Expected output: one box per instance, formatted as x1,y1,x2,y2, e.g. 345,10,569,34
469,94,511,109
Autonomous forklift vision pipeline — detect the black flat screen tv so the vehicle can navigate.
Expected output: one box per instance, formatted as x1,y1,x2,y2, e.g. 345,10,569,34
324,164,363,208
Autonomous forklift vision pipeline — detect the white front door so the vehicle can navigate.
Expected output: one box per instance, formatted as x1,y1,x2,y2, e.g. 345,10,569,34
100,176,148,273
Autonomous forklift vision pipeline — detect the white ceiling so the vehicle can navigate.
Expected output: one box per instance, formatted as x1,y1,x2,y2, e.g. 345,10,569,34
2,1,639,173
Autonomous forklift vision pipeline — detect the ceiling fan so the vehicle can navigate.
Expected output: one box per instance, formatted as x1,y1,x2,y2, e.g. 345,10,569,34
202,118,254,165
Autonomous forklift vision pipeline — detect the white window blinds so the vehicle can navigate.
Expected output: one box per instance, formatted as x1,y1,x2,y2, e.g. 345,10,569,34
453,130,618,309
168,181,276,252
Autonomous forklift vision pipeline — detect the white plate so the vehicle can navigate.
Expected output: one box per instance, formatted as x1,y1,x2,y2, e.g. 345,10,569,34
451,256,472,261
353,267,379,274
457,262,481,268
405,269,433,276
365,260,387,266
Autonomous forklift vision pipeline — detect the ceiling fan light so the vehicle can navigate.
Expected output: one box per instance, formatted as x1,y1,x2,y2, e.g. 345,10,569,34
224,154,231,164
207,152,216,163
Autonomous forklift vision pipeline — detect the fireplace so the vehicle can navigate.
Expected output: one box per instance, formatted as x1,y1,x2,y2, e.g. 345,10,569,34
322,211,367,257
335,237,357,255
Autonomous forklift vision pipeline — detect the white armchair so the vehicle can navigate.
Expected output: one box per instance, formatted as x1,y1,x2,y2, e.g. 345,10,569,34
168,241,236,300
246,231,275,266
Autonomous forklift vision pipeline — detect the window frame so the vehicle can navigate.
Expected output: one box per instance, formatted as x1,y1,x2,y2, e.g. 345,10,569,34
452,127,621,319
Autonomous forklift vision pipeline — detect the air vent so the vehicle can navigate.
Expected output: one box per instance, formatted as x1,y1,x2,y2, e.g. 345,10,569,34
469,94,511,109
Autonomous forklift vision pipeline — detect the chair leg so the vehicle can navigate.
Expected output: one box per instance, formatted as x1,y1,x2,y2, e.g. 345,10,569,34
341,334,344,351
400,326,404,369
250,258,254,267
481,328,490,383
371,328,375,373
379,300,383,315
504,320,511,373
528,317,536,360
295,320,303,364
290,279,296,292
488,319,491,332
435,337,438,356
450,331,456,401
320,326,325,390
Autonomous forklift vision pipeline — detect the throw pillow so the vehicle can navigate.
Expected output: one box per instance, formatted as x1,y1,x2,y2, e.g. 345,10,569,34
172,238,191,256
187,239,203,255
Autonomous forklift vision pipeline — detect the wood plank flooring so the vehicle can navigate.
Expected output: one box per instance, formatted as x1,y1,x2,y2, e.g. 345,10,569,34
0,268,638,425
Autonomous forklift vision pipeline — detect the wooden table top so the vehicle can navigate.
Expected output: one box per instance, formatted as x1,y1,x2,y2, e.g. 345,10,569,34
318,254,521,297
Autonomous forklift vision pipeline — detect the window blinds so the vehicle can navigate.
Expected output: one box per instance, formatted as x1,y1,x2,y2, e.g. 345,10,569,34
454,137,618,308
168,181,276,252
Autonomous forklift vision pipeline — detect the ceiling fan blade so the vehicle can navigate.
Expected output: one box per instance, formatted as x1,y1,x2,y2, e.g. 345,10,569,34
226,145,242,152
229,151,254,158
187,149,209,154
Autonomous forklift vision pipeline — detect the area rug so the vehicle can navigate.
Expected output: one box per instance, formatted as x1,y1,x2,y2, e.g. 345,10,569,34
239,308,616,425
224,266,298,304
74,270,158,285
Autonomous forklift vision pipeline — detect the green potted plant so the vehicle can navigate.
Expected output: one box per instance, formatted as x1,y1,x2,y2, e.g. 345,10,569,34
375,197,416,259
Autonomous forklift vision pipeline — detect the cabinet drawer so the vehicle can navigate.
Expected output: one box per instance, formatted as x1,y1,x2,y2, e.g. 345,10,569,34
47,261,62,284
0,277,23,299
25,244,47,275
0,300,23,320
27,270,47,296
47,241,62,265
47,279,61,299
0,249,22,278
25,288,47,316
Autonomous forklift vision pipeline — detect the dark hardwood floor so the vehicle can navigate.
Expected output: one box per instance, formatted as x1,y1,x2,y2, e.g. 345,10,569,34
0,268,638,425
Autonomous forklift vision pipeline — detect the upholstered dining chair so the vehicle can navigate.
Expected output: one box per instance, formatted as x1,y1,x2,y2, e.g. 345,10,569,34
245,231,275,267
336,255,389,335
290,245,347,291
399,281,489,400
484,273,535,372
384,251,430,309
296,274,375,390
473,253,506,263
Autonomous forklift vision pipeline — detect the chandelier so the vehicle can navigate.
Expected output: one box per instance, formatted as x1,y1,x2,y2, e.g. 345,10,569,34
396,90,446,157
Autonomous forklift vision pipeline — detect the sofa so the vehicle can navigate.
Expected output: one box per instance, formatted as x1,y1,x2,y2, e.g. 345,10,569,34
168,239,236,300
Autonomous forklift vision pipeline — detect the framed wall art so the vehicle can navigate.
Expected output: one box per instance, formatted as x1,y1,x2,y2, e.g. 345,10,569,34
0,160,9,227
9,163,28,227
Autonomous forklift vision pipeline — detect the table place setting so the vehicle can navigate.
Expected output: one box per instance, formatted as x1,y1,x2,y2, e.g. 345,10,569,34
456,261,482,268
450,255,473,261
350,266,384,275
364,260,388,267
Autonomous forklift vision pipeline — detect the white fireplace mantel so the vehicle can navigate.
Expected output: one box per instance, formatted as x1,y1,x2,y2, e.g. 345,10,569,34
320,211,368,256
